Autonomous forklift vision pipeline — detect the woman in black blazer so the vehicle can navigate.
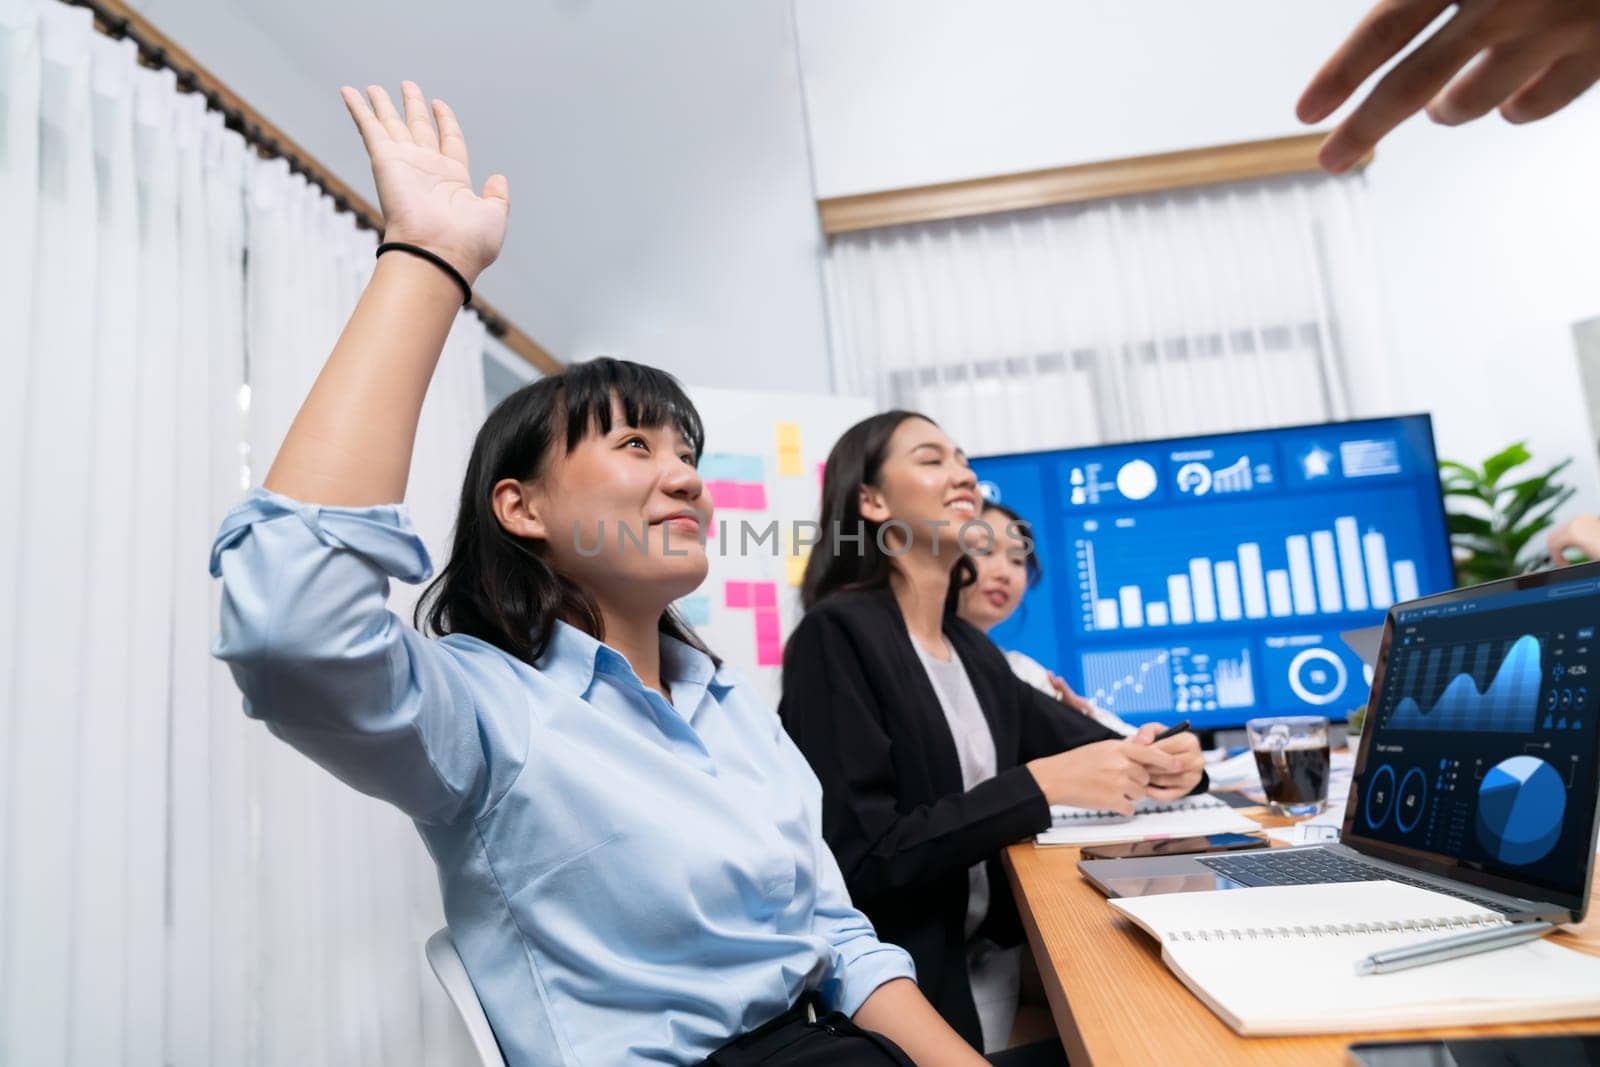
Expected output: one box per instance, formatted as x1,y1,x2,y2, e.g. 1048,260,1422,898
778,411,1205,1056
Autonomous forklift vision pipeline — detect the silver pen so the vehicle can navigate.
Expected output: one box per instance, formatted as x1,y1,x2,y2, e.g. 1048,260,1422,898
1354,920,1555,975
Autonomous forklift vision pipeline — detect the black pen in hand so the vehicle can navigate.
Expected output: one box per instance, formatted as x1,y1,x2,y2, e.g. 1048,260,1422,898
1151,720,1191,742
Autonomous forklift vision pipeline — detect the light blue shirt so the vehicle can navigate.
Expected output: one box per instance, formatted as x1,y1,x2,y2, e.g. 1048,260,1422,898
208,488,913,1066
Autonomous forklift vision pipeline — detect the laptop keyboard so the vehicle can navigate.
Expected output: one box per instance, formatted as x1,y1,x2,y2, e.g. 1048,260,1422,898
1197,850,1512,912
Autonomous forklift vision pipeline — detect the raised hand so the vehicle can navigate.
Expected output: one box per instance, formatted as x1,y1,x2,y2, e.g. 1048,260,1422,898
1299,0,1600,173
341,81,509,285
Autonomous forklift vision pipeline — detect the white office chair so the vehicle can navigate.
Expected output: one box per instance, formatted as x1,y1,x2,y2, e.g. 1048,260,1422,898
425,928,508,1067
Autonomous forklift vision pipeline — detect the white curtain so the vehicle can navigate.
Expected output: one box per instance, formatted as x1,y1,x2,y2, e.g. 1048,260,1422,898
825,173,1394,456
1,2,487,1063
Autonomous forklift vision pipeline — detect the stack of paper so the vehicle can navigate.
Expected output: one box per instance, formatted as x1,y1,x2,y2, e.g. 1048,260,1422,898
1038,794,1260,847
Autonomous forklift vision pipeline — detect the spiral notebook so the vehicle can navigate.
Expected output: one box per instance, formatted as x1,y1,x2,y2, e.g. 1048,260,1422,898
1111,880,1600,1034
1038,794,1258,847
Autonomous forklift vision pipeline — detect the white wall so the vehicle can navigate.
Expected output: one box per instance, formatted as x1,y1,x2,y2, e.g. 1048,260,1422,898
133,0,834,394
1363,97,1600,517
793,0,1373,198
795,0,1600,519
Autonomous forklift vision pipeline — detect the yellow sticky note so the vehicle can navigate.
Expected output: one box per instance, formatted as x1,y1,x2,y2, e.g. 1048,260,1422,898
786,549,809,587
775,422,801,448
778,449,804,476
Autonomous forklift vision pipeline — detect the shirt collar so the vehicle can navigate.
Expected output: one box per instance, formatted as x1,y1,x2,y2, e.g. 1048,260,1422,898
535,620,736,700
534,621,608,698
661,632,738,700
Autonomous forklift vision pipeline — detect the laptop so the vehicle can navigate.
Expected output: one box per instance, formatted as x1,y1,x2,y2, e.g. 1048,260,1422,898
1080,560,1600,925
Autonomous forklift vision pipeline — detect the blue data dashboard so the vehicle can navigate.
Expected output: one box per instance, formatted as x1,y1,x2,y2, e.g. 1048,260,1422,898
971,416,1455,730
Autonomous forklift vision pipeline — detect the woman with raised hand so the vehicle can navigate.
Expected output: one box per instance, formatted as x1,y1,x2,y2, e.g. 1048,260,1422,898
779,412,1205,1058
210,82,987,1067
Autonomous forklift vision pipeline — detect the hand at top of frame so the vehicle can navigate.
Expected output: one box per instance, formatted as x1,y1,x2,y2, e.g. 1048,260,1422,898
341,81,509,286
1299,0,1600,173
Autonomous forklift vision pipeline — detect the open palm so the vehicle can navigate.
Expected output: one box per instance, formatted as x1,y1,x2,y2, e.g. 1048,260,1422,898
341,81,509,285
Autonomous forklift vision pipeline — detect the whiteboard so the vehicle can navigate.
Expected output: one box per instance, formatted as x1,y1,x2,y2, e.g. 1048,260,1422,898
677,384,875,706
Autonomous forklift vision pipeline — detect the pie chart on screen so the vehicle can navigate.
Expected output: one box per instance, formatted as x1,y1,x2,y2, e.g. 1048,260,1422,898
1476,755,1565,866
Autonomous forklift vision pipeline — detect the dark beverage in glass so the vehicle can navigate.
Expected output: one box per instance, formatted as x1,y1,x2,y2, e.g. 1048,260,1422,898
1253,744,1331,810
1247,715,1331,816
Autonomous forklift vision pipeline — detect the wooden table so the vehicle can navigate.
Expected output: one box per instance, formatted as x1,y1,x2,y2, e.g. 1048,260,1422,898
1004,807,1600,1065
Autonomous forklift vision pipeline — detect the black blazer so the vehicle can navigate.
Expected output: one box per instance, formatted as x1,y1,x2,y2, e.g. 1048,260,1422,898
778,587,1126,1046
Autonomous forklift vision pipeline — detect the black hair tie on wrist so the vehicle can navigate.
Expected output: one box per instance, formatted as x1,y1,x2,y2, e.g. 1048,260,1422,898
375,241,473,307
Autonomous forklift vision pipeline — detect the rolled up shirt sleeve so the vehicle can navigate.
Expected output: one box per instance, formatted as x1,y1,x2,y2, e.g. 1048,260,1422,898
773,727,916,1018
209,487,487,825
809,838,918,1017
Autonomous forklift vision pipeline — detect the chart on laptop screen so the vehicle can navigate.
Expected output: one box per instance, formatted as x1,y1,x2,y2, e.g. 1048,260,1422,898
1352,579,1600,900
971,416,1455,730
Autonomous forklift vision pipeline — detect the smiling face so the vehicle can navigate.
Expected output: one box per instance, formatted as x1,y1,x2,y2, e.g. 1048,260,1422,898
857,416,978,558
958,506,1032,632
496,395,711,613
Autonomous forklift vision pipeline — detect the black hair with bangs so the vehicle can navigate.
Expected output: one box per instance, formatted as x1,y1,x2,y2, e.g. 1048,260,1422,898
416,357,717,666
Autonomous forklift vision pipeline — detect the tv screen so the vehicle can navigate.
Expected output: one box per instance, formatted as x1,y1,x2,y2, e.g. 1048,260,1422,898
970,415,1455,731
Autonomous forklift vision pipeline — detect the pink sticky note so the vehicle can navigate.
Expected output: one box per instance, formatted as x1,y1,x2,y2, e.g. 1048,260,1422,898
742,483,768,511
754,610,781,642
752,582,777,609
708,481,739,509
817,463,826,490
756,640,784,667
724,581,751,608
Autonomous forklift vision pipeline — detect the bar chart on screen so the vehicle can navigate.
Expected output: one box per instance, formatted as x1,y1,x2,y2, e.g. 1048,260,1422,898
974,415,1455,728
1073,493,1430,636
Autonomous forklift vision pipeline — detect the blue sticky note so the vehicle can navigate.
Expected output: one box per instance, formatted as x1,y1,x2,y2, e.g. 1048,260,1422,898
699,452,765,483
676,594,711,627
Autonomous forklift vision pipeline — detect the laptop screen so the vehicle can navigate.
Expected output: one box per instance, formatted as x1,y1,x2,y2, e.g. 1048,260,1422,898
1342,561,1600,913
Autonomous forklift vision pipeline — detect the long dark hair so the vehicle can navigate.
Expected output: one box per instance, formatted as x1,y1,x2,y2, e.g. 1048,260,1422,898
416,357,718,666
800,410,976,613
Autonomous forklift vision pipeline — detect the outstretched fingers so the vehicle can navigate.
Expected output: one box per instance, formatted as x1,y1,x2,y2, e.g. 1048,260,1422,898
1502,50,1600,122
1427,38,1563,125
340,86,387,153
1318,10,1485,171
1298,0,1453,123
433,98,470,170
401,81,439,151
366,84,412,144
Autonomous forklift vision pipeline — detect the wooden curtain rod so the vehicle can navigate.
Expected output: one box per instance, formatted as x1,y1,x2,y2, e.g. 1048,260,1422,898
816,133,1369,236
61,0,562,375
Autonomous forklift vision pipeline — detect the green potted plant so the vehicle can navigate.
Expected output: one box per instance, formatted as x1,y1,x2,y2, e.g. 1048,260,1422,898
1345,701,1368,743
1438,442,1574,586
